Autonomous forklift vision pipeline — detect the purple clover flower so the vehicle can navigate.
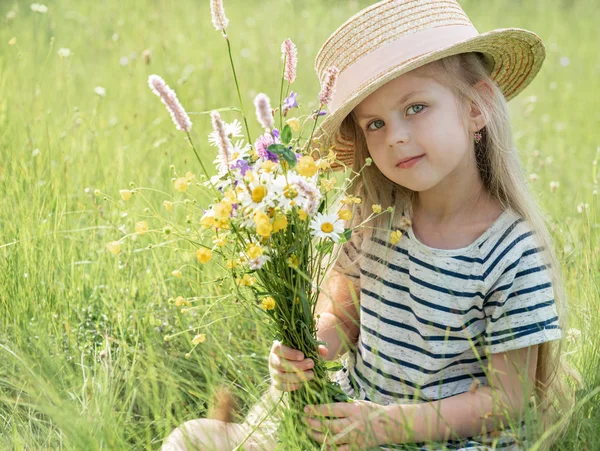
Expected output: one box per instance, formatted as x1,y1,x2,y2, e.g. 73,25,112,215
284,91,298,110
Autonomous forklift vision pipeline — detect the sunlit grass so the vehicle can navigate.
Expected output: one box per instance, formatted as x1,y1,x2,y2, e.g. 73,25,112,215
0,0,598,449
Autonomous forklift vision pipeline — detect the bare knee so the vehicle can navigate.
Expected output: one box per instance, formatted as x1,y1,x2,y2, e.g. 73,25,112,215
161,418,260,451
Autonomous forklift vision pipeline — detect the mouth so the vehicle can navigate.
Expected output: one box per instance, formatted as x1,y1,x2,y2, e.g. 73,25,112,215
396,154,425,168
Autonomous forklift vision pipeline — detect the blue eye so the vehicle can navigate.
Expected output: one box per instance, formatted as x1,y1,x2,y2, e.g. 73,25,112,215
366,119,384,131
407,104,425,115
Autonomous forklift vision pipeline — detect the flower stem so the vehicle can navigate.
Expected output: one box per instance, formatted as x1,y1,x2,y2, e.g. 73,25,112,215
224,34,253,147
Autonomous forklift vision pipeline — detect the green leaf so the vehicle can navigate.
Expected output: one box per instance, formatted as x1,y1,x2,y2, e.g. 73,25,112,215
316,240,334,255
267,143,288,154
324,361,343,372
281,124,293,145
338,228,352,244
267,143,297,168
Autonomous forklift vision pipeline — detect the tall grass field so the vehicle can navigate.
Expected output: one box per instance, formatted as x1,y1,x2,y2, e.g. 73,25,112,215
0,0,598,449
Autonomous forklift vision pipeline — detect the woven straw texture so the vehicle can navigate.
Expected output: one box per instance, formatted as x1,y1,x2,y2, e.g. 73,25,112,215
313,0,545,171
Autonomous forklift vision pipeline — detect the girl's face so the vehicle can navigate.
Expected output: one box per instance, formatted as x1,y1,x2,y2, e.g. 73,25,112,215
353,68,479,192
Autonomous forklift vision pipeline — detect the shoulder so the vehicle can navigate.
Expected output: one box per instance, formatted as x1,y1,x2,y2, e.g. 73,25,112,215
479,209,549,289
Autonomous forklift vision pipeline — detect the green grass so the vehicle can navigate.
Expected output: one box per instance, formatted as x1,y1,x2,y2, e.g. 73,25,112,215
0,0,598,449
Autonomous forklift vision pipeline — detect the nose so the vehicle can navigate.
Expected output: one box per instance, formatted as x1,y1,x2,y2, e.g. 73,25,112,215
386,119,410,148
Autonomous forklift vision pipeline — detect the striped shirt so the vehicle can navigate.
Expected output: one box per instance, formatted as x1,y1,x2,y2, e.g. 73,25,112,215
331,208,562,450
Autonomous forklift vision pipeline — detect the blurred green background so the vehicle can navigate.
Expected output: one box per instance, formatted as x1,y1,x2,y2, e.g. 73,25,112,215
0,0,598,449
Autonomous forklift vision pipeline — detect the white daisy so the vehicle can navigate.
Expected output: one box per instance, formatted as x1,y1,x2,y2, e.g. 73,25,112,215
248,255,270,270
208,118,243,147
309,212,344,242
213,140,251,175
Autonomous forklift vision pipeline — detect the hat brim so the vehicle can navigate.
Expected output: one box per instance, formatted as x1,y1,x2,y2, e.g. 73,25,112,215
316,28,545,170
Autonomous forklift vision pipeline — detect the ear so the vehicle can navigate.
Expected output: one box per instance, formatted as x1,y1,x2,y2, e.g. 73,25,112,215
467,80,494,134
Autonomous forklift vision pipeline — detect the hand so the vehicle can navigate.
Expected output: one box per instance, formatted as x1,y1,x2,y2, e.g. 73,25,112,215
268,340,328,392
302,400,393,450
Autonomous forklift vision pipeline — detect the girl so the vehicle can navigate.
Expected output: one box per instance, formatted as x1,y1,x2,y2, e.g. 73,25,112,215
163,1,569,449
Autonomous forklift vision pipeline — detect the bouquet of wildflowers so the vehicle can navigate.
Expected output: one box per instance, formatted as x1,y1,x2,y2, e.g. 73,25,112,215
117,0,385,447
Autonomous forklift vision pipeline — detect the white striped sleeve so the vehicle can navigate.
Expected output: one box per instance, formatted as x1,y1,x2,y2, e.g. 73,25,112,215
483,233,562,355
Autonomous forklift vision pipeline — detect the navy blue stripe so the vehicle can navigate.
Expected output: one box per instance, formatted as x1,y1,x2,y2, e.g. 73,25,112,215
482,218,525,258
361,287,486,333
483,231,533,278
489,299,556,324
487,324,561,346
360,340,486,376
484,247,546,303
361,303,481,342
436,218,525,264
485,281,552,309
488,315,560,339
361,323,475,359
369,237,484,281
352,365,429,402
361,268,486,316
363,264,486,300
356,347,487,390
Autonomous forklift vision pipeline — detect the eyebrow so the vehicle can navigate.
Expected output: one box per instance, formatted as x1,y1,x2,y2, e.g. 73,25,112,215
355,90,429,120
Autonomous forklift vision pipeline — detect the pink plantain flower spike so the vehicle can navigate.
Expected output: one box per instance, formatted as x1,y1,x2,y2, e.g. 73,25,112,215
281,38,298,84
148,74,192,132
254,93,274,131
318,66,339,107
211,111,230,165
210,0,229,31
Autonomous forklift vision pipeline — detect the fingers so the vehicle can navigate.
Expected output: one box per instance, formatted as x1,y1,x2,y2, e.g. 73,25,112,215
269,341,316,392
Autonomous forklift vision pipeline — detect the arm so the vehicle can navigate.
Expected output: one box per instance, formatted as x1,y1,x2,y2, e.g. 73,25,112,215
379,346,539,444
314,269,361,361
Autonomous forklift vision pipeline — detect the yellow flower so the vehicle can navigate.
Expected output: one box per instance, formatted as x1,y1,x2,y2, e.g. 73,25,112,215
317,159,331,170
200,211,216,229
171,270,182,278
287,254,298,268
215,218,230,230
106,241,121,255
352,196,362,204
163,200,173,212
212,235,227,247
214,200,232,220
261,296,276,310
272,213,288,232
185,171,195,181
286,117,300,132
196,248,212,264
338,209,352,221
174,296,190,307
224,188,238,204
174,177,189,192
237,274,256,286
244,171,256,183
320,178,335,192
253,210,272,238
390,230,403,245
135,220,149,235
298,209,308,221
261,161,277,173
192,333,206,345
372,204,382,214
247,243,263,259
226,259,239,269
256,221,272,238
251,185,267,203
297,155,318,177
120,189,133,201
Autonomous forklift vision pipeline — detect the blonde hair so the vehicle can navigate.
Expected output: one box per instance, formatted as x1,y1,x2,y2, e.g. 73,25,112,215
338,52,573,443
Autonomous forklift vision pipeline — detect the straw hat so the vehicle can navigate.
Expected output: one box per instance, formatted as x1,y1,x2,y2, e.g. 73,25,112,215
314,0,546,170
